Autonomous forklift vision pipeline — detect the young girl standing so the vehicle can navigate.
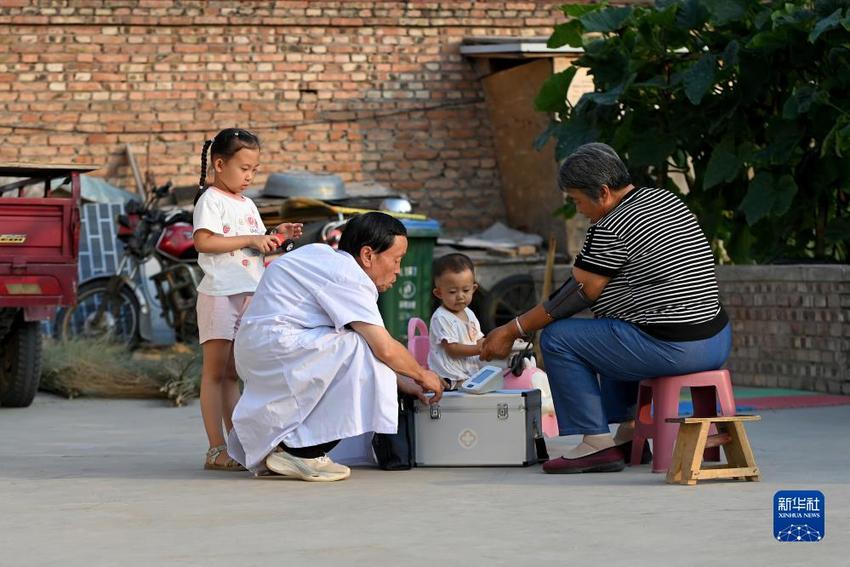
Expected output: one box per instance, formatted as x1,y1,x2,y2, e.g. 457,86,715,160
192,128,302,470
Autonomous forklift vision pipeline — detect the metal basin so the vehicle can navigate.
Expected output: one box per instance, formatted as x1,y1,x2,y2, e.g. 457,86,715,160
262,171,347,200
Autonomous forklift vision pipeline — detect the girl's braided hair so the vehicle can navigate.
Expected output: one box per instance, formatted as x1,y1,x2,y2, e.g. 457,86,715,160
194,128,261,205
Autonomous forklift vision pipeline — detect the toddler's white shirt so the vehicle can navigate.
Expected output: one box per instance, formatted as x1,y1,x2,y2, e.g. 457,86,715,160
428,305,484,386
193,187,266,296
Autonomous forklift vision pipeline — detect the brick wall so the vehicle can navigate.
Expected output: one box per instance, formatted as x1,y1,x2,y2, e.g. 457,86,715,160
0,0,578,231
718,265,850,395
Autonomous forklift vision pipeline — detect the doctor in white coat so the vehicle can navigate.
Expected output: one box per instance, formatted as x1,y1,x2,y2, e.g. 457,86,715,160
228,212,444,482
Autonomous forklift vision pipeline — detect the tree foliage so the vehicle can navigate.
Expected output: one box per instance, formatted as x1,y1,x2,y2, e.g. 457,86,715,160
536,0,850,263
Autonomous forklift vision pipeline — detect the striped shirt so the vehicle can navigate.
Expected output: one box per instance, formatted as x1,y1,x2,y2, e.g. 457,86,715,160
574,186,727,341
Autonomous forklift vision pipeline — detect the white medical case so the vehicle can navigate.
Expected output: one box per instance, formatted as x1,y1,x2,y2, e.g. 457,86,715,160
413,389,546,467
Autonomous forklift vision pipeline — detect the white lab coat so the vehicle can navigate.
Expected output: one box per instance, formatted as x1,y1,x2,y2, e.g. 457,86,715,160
227,244,398,470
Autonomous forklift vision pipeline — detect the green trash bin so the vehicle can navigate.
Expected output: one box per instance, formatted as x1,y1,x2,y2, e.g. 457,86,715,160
378,218,440,342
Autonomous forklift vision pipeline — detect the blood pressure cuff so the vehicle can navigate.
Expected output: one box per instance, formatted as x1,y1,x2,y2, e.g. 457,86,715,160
542,277,593,320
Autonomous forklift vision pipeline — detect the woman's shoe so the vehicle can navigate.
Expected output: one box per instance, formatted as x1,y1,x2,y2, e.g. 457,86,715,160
619,440,652,465
542,446,626,474
204,445,247,471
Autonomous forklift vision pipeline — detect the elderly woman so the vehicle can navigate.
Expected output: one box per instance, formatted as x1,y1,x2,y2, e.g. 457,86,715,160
481,143,731,474
228,212,443,482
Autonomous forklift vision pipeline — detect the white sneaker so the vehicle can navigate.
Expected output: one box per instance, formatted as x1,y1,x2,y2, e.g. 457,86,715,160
265,450,350,482
313,455,351,477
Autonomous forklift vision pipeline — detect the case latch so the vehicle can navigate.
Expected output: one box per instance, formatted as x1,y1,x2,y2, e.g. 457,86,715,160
497,403,509,420
429,404,441,420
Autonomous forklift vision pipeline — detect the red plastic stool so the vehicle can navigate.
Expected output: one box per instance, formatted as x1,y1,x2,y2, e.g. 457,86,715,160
631,369,736,473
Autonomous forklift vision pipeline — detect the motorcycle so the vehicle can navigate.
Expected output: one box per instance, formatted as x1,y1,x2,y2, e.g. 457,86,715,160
57,182,201,348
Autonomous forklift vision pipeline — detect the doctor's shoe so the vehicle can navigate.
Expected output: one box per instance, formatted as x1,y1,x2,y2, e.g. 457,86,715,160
313,455,351,477
265,450,350,482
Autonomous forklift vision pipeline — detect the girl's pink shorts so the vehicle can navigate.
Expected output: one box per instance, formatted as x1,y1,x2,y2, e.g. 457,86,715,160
196,292,252,343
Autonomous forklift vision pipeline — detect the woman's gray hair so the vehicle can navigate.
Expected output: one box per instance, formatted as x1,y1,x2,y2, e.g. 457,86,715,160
558,142,631,200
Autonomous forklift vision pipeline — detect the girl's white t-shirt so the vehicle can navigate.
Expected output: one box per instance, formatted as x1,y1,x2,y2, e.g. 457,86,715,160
193,187,266,296
427,305,485,386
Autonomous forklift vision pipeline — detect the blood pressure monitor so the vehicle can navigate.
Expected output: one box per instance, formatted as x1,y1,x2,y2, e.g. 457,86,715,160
460,365,505,395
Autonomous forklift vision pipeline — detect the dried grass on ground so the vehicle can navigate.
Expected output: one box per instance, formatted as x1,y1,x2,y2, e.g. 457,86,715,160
41,338,201,406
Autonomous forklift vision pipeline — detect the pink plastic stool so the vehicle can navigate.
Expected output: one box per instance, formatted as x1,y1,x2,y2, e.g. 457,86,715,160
407,318,430,368
632,369,736,473
503,368,559,439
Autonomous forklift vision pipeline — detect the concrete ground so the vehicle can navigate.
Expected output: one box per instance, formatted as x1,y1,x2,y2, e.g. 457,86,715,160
1,394,848,567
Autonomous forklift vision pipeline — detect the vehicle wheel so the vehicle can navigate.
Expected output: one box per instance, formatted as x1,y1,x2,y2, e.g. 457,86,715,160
175,307,198,345
57,280,141,348
0,319,43,408
477,274,538,333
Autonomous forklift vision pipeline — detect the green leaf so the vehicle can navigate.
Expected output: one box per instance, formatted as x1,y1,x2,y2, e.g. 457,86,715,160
736,140,756,163
766,119,802,163
821,114,850,157
553,200,577,220
554,115,600,161
548,20,584,48
561,3,600,19
633,76,670,89
748,28,789,49
771,4,813,27
753,6,772,29
676,0,710,29
726,222,756,263
704,138,740,189
582,82,627,106
781,85,823,118
628,129,677,167
739,172,774,225
683,54,716,105
534,67,577,114
580,6,634,33
810,155,840,188
632,140,678,168
721,40,740,68
738,172,798,224
809,8,843,43
828,122,850,158
772,174,798,216
704,0,747,26
825,216,850,243
645,3,678,28
533,122,559,152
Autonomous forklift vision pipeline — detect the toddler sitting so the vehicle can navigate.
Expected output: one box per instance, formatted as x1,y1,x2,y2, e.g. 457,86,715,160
428,253,485,390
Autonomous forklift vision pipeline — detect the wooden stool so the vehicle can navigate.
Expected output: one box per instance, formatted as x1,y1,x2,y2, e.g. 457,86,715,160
665,415,761,485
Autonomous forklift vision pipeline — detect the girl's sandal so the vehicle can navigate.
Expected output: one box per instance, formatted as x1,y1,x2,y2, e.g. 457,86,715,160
204,445,247,471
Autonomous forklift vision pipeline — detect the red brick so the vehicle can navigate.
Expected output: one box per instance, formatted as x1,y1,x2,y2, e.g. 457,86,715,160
0,2,591,228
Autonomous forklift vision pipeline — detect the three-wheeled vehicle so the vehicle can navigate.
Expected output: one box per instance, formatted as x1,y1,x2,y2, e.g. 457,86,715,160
0,163,94,407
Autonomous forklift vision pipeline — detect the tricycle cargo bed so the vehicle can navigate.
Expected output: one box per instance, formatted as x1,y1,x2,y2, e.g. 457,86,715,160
0,163,94,408
0,163,95,311
0,198,79,262
0,263,78,309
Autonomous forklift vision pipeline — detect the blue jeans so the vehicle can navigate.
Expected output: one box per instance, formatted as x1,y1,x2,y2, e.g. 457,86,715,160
540,318,732,436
